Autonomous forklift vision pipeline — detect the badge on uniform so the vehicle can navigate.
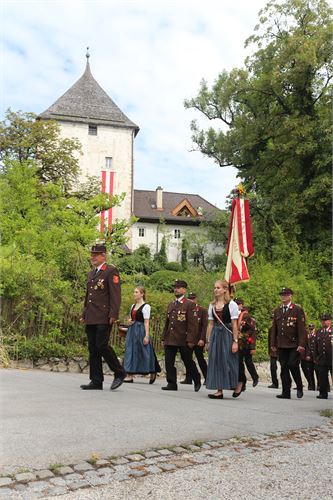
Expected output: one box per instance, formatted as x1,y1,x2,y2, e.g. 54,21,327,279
177,311,186,322
96,279,105,289
113,275,120,284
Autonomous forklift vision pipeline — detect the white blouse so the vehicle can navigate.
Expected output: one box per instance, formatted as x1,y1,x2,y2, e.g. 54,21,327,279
208,300,239,320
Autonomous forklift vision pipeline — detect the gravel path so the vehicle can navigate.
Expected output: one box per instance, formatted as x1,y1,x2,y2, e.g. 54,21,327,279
55,425,333,500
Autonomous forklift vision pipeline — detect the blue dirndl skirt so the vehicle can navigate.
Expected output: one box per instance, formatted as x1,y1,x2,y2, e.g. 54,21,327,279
206,323,239,390
123,321,160,374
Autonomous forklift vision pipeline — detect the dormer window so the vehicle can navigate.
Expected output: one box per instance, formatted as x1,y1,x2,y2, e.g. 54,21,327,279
88,124,97,135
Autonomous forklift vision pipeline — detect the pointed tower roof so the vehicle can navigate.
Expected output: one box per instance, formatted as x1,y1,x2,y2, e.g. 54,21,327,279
39,52,139,135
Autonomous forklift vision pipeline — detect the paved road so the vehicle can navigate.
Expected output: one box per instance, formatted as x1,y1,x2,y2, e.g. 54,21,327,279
0,369,331,472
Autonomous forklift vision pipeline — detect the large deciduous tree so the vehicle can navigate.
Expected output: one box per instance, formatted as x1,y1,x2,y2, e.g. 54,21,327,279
0,109,81,190
185,0,332,252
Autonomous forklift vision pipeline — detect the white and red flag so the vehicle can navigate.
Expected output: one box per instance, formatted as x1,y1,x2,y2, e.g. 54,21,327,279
100,170,115,234
225,195,254,285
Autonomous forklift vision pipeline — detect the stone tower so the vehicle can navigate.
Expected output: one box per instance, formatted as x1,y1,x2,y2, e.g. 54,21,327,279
39,50,139,231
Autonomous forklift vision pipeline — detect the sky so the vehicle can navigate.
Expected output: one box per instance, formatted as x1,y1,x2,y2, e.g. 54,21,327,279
2,0,269,209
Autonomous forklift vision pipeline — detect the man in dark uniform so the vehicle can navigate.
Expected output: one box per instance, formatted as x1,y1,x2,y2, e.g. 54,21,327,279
314,314,332,399
268,314,279,389
180,292,208,385
162,280,201,392
270,287,306,399
80,244,126,390
302,323,318,391
235,299,259,390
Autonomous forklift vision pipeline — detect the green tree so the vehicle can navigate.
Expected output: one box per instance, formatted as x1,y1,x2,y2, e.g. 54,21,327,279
154,235,168,266
185,0,332,251
0,109,82,190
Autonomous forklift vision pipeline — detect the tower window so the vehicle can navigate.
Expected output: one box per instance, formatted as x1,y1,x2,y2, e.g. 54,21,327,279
88,124,97,135
138,228,145,237
105,157,113,169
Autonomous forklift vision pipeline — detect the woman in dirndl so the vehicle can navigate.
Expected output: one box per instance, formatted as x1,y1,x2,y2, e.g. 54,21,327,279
123,286,161,384
206,279,243,399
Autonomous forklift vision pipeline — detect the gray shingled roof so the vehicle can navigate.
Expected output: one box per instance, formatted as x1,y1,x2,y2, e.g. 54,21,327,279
39,62,139,134
133,189,221,224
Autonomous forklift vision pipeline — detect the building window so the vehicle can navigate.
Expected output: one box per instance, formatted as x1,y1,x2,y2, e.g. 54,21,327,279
105,157,113,169
88,124,97,135
138,228,145,237
174,229,181,239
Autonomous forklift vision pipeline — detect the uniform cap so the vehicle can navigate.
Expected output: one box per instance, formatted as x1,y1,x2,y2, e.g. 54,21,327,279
91,244,106,254
279,287,293,296
188,292,197,299
321,314,332,321
308,323,315,328
234,297,244,305
174,279,188,288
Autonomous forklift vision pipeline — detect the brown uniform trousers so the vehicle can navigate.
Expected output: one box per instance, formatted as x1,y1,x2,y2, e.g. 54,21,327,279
270,303,306,396
82,264,124,385
162,298,200,388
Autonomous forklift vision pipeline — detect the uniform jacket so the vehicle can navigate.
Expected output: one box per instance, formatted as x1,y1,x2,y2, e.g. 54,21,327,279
313,327,332,366
270,303,306,349
194,305,208,344
162,297,198,346
304,329,317,361
82,263,121,324
268,326,277,357
239,313,256,350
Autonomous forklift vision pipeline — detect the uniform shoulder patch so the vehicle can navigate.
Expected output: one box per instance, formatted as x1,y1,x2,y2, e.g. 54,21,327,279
113,275,120,284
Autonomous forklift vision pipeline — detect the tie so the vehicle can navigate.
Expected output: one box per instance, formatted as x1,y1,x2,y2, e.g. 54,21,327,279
93,268,98,276
283,306,288,314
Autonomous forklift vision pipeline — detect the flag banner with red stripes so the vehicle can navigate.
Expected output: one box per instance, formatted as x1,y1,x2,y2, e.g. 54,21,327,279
100,170,115,234
225,197,254,285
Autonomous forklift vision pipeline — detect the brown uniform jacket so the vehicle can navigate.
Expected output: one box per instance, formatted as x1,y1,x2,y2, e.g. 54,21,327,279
270,303,306,349
305,330,317,360
313,327,332,366
82,263,121,324
162,297,198,346
268,326,277,357
239,313,256,350
194,305,208,344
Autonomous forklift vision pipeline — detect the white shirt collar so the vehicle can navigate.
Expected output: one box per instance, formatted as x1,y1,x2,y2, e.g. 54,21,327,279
96,262,106,272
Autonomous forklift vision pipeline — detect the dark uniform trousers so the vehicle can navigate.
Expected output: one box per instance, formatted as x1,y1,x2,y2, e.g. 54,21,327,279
316,365,332,398
270,356,279,387
165,345,200,388
278,348,302,395
182,346,207,381
238,350,258,386
86,324,125,385
301,359,317,390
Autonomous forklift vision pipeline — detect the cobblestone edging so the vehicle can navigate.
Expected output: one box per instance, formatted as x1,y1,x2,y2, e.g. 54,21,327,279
1,422,332,499
9,358,275,382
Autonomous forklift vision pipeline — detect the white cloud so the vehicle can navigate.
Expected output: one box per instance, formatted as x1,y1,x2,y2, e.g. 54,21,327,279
2,0,268,207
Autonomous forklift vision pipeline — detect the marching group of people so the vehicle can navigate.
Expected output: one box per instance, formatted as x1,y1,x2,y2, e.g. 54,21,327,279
80,245,332,400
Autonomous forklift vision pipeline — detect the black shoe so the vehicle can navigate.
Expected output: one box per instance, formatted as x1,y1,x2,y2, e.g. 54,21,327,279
111,373,126,391
276,393,291,399
208,393,223,399
161,385,177,391
123,379,134,383
80,382,103,390
268,384,279,389
253,378,259,388
180,379,192,385
194,382,201,392
316,394,328,399
297,388,303,399
149,373,157,385
232,390,242,398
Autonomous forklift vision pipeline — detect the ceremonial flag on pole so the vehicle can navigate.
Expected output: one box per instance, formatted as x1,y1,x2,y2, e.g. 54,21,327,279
100,170,115,234
225,192,254,285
